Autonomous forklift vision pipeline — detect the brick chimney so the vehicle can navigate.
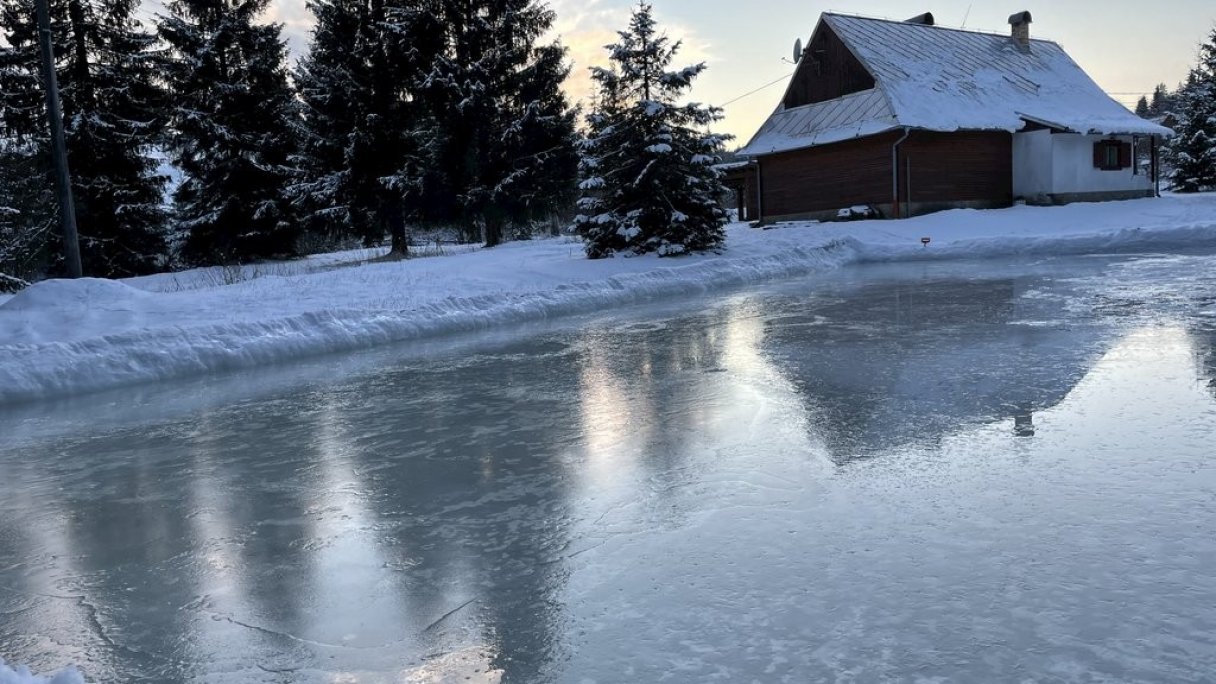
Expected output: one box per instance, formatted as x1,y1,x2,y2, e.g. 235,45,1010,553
1009,11,1033,48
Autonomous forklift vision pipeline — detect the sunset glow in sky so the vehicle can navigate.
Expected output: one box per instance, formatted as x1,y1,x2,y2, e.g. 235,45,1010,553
259,1,1213,144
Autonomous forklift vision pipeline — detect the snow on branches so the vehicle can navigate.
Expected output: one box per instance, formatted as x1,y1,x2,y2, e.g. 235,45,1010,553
1167,29,1216,193
574,2,731,259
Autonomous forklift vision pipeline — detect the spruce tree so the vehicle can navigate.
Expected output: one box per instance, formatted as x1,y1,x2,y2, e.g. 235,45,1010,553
291,0,364,242
0,40,54,286
0,0,168,278
293,0,444,254
1135,96,1150,118
418,0,578,247
0,137,55,287
160,0,299,265
574,2,731,259
1166,31,1216,193
1150,83,1172,117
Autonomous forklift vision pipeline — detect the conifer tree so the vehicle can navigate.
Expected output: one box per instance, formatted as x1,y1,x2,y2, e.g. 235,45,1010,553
418,0,578,247
160,0,299,264
1166,31,1216,193
1135,96,1150,118
0,137,54,287
574,2,730,259
1150,83,1172,117
292,0,365,241
0,0,168,278
293,0,444,253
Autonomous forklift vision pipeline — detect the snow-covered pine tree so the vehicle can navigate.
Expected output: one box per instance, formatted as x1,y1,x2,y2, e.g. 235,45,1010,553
574,2,731,259
0,135,54,288
1166,31,1216,193
293,0,444,253
0,0,169,278
1150,83,1173,117
291,0,365,242
0,18,54,286
160,0,299,265
417,0,578,247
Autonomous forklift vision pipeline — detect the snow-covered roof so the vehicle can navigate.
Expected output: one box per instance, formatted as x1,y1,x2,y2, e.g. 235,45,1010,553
744,89,900,156
741,13,1172,157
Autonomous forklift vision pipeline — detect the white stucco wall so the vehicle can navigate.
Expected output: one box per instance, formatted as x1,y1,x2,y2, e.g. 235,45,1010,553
1013,129,1053,199
1050,134,1153,195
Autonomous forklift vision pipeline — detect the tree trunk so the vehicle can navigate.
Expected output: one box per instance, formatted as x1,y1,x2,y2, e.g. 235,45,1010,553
66,0,92,104
386,200,408,258
483,216,503,248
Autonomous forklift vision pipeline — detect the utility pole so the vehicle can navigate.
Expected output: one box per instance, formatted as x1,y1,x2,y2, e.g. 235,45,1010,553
34,0,83,278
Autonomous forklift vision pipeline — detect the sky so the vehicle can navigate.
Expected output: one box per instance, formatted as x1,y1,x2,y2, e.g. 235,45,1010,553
260,1,1214,144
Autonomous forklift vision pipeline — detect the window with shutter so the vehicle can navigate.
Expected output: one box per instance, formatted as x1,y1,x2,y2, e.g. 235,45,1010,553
1093,140,1126,171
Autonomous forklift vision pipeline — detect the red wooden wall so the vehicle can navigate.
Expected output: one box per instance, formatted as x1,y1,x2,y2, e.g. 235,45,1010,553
757,130,1013,220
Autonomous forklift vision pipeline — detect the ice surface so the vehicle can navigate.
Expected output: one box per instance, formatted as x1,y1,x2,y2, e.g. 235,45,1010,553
0,660,83,684
3,195,1216,404
2,251,1216,682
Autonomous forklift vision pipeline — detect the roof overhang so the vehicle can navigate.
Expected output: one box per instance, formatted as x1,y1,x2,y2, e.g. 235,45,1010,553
1017,113,1076,133
1016,112,1173,137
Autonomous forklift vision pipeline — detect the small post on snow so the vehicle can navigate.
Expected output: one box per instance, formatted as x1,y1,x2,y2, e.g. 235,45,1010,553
34,0,83,279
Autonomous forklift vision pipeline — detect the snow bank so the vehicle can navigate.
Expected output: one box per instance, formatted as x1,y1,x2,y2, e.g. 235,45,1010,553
2,195,1216,404
1,278,150,312
0,659,83,684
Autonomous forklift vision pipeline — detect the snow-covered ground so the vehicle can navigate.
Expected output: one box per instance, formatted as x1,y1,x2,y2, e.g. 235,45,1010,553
2,194,1215,404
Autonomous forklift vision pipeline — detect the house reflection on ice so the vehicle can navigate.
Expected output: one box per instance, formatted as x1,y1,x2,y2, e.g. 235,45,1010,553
758,278,1109,462
1193,324,1216,398
1014,412,1036,438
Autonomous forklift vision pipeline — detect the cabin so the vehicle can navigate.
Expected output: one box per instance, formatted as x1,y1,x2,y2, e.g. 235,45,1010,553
735,11,1173,223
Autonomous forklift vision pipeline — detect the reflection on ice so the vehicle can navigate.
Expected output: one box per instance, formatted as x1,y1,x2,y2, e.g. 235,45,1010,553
400,646,502,684
1014,412,1036,437
764,278,1105,461
2,252,1216,682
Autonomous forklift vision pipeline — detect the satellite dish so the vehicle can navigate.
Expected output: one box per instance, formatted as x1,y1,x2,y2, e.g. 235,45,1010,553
793,38,804,63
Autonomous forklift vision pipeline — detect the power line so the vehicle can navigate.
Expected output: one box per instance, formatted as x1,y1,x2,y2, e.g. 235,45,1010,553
718,72,794,108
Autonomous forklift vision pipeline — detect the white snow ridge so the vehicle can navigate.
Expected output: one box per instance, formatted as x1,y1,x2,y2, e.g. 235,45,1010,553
2,195,1216,404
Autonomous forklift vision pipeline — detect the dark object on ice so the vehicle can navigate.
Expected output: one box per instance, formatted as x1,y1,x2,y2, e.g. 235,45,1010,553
1014,413,1036,438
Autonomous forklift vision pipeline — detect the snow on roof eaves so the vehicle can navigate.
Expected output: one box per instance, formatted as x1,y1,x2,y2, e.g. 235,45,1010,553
713,161,753,171
738,88,899,156
741,13,1171,157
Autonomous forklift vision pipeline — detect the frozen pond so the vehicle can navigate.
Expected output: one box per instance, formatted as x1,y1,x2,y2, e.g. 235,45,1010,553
2,252,1216,682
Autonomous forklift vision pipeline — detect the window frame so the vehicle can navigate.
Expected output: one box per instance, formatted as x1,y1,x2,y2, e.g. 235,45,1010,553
1093,139,1131,172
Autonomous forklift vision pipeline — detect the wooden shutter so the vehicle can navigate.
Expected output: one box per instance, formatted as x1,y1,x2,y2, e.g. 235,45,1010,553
1093,141,1104,168
1119,142,1133,169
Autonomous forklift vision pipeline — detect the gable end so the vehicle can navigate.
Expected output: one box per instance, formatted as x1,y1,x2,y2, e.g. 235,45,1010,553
784,22,876,110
